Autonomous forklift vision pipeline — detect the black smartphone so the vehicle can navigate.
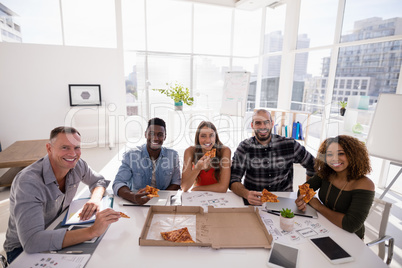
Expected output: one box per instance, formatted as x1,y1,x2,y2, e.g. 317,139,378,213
309,236,354,264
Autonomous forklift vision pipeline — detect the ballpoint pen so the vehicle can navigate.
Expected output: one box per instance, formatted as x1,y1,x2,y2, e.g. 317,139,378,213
265,210,280,216
49,250,83,254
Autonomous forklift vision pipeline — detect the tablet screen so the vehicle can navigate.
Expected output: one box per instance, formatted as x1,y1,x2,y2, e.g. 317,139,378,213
268,243,298,268
310,237,351,260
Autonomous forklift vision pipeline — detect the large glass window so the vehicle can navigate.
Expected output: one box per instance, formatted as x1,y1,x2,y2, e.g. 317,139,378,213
0,0,62,44
264,4,286,53
260,55,281,108
193,56,230,113
291,49,331,140
297,0,338,48
335,41,402,105
146,0,191,53
193,4,232,55
232,57,258,111
233,9,261,57
62,0,116,48
342,0,402,42
122,0,145,50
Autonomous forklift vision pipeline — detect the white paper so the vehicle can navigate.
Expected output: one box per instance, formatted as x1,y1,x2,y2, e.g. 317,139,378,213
182,191,245,211
65,196,112,225
259,210,330,245
10,253,91,268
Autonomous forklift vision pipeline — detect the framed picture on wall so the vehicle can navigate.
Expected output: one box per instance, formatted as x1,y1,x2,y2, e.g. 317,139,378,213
69,84,102,106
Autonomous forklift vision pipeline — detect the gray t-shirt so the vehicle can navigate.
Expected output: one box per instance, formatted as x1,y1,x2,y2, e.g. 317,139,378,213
4,155,109,253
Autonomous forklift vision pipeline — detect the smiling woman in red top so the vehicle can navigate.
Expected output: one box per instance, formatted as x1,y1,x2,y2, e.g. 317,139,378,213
181,121,231,193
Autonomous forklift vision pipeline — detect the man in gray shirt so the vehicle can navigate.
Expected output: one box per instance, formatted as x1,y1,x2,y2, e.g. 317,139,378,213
4,127,121,264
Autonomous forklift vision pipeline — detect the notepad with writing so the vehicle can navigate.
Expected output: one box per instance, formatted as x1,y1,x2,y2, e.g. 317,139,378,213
61,196,114,226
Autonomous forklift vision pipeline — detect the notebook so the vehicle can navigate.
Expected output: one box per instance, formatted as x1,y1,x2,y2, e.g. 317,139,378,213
263,197,318,219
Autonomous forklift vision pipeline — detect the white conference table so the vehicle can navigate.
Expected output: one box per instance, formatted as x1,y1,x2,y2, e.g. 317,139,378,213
13,191,386,268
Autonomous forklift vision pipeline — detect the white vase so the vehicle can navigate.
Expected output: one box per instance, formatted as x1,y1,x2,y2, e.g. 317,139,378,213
280,216,295,232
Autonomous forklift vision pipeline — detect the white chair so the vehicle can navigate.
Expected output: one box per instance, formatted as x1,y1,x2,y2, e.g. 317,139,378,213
364,197,394,265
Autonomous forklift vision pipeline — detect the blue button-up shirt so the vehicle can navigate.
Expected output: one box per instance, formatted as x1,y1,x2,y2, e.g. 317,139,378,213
113,144,181,194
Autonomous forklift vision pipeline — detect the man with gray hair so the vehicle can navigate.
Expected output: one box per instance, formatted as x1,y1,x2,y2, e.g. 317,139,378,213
230,109,315,205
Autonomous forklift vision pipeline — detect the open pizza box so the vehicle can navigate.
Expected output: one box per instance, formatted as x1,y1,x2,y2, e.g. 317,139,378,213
139,206,273,249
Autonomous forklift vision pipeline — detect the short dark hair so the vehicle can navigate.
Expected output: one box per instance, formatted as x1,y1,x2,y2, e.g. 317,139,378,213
147,118,166,132
50,126,80,140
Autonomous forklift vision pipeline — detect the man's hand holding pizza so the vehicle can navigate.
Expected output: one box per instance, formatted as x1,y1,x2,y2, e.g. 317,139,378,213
246,190,263,206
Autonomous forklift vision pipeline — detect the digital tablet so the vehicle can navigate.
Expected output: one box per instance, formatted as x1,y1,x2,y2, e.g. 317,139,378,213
267,242,299,268
309,236,354,264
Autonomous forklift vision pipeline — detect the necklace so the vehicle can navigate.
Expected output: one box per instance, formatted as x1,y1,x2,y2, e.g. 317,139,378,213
325,180,349,211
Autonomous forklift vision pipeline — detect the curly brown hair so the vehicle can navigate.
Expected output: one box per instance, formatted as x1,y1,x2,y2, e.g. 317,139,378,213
315,135,372,181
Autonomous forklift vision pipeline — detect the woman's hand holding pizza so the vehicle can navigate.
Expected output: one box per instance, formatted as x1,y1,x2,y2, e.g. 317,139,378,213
295,194,307,212
194,155,211,171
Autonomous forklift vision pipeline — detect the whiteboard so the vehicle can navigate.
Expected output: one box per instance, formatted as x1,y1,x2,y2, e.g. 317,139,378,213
220,71,250,117
366,93,402,163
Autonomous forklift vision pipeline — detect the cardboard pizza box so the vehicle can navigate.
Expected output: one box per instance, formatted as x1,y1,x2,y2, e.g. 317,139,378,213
139,206,273,249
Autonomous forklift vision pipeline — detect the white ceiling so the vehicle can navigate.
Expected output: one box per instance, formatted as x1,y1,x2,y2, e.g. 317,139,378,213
178,0,285,10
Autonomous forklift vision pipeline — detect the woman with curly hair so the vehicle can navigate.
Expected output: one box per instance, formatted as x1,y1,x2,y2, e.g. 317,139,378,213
295,135,374,239
181,121,231,192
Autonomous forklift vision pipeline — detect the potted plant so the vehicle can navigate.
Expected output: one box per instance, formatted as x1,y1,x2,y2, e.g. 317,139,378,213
279,208,295,232
153,82,194,111
339,101,347,116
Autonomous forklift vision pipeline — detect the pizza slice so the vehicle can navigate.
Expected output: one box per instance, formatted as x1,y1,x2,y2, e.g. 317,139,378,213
260,188,279,203
299,183,316,203
119,212,130,218
161,227,188,243
145,185,159,197
174,227,195,243
204,148,216,158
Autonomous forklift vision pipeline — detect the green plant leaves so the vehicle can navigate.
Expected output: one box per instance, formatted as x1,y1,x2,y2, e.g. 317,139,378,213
280,208,295,218
152,82,194,106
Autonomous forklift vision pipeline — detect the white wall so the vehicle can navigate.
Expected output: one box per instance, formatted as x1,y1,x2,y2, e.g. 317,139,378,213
0,42,126,148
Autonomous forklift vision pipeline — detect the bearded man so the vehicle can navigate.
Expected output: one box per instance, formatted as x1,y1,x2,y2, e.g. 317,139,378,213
230,109,315,205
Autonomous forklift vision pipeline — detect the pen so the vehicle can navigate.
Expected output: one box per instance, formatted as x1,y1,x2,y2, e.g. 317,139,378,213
49,250,83,254
265,211,280,216
121,203,150,207
294,213,313,218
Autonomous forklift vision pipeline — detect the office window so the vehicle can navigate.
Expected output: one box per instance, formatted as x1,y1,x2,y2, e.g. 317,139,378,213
124,52,142,116
148,54,191,117
62,0,116,48
233,57,259,111
193,56,230,113
335,41,402,106
233,9,261,57
339,79,345,89
264,4,286,53
1,0,62,45
291,49,331,112
261,55,281,108
297,0,338,48
193,4,232,55
122,0,145,50
146,0,191,53
342,0,402,42
346,79,352,89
